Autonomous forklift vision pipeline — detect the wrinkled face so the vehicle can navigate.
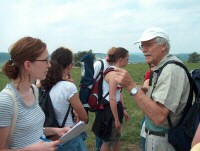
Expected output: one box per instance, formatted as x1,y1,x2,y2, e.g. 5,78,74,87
29,48,51,81
140,39,165,65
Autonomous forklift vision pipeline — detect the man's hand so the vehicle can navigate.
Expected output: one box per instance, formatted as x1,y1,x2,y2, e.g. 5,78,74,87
114,67,136,92
123,109,130,122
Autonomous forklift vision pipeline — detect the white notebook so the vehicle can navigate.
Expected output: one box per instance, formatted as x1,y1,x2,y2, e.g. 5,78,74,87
59,121,88,144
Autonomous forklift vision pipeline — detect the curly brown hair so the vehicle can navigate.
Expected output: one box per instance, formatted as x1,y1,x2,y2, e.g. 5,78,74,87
40,47,72,90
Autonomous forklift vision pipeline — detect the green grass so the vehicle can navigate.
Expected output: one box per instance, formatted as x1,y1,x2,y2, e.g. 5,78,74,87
0,62,200,151
0,72,10,90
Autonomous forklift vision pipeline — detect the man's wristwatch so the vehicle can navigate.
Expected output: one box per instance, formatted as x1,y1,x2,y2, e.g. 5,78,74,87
130,86,141,96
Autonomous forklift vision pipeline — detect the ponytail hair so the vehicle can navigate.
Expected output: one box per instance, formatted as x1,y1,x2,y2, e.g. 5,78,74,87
2,36,46,80
106,47,129,63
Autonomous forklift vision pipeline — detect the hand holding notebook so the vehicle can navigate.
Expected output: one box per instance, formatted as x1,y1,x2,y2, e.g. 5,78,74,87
59,121,88,144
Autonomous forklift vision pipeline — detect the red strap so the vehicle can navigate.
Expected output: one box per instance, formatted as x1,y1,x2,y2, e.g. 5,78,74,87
103,67,114,76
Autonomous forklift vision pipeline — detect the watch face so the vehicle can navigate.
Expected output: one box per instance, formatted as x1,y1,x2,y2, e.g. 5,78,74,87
131,86,141,96
131,87,137,95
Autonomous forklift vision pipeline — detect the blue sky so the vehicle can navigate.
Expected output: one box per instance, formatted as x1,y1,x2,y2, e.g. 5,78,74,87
0,0,200,54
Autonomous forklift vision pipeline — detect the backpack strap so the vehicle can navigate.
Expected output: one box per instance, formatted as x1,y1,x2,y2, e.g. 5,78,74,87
151,60,198,128
46,87,72,128
103,67,115,94
101,67,115,101
96,60,104,79
3,88,18,148
60,104,71,127
96,60,104,106
32,84,39,101
103,67,114,76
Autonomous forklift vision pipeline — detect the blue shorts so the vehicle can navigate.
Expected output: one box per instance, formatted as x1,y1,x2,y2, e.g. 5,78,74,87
58,132,88,151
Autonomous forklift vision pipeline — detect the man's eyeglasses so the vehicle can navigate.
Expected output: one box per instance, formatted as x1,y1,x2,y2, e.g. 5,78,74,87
139,42,157,50
34,56,50,64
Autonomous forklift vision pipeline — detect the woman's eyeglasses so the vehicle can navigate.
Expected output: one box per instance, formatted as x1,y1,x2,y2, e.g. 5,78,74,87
34,56,50,64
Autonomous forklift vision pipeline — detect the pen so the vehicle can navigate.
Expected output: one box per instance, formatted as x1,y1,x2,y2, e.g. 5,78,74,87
40,136,51,142
40,136,63,148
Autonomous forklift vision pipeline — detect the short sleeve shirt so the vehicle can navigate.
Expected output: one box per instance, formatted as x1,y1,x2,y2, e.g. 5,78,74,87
50,81,78,127
0,83,45,149
145,54,190,132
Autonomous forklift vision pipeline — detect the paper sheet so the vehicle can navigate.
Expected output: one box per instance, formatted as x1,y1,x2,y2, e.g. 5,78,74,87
59,121,88,144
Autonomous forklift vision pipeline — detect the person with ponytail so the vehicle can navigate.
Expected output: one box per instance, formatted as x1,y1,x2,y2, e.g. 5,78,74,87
0,37,68,151
92,47,130,151
40,47,88,151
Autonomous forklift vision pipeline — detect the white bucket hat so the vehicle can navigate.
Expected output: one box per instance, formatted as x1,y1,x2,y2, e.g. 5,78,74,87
135,27,169,44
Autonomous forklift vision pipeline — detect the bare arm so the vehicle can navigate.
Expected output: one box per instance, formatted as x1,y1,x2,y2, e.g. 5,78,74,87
70,93,88,124
115,68,169,125
44,127,71,137
192,124,200,147
133,90,169,125
0,127,10,150
105,72,121,129
0,127,61,151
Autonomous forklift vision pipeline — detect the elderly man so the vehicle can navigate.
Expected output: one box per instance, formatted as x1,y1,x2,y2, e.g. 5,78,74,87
115,27,190,151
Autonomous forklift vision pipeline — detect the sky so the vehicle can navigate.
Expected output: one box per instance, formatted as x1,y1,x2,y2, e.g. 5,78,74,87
0,0,200,54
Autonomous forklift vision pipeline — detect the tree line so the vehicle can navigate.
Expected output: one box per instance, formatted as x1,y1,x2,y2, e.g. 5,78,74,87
188,52,200,63
73,51,200,66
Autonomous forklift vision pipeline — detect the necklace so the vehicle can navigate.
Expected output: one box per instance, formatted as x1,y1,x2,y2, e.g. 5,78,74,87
17,88,25,94
13,82,32,95
17,87,32,95
17,86,35,106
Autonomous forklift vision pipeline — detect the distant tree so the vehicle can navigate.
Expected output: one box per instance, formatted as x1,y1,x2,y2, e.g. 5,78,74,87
188,52,200,63
73,49,95,67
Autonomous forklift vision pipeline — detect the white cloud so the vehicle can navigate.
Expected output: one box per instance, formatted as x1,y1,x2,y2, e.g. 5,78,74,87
0,0,200,54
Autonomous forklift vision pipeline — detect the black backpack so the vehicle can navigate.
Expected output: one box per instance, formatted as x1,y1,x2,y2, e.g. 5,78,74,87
192,69,200,95
39,89,71,128
152,60,200,151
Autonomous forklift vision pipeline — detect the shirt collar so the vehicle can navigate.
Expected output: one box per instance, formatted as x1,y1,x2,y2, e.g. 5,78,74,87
154,54,173,71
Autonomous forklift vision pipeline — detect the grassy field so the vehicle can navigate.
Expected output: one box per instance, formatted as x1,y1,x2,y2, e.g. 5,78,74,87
0,62,200,151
